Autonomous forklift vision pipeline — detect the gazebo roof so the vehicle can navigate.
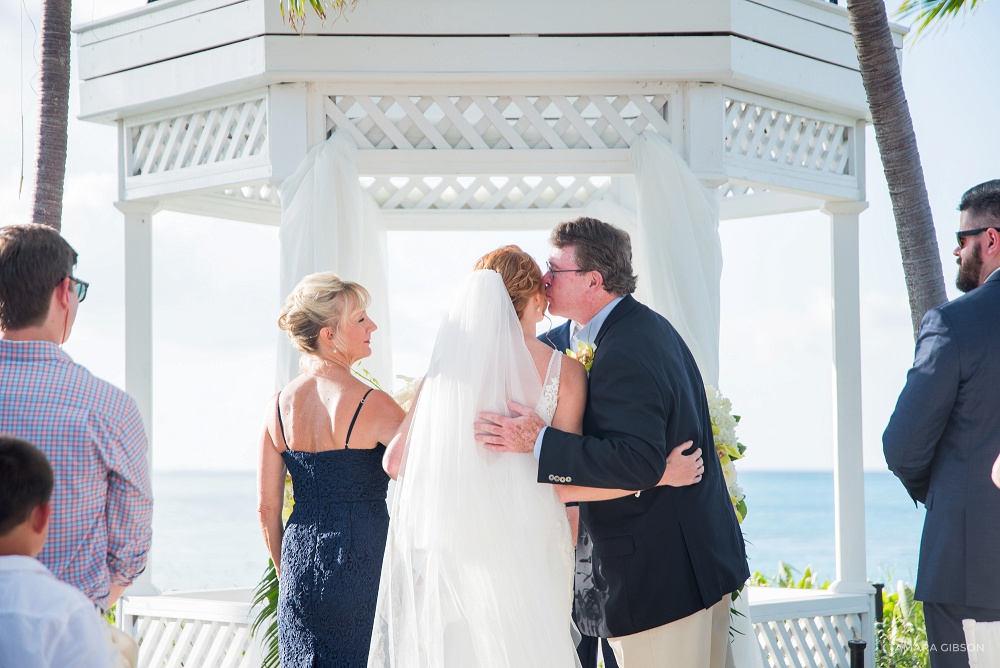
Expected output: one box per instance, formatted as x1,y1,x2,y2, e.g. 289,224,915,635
74,0,904,223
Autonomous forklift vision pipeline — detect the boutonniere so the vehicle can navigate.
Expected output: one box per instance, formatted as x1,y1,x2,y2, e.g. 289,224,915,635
566,341,595,372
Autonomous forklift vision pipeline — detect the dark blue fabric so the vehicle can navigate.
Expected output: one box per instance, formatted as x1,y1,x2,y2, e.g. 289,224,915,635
539,295,749,637
884,272,1000,610
539,320,572,353
278,446,389,668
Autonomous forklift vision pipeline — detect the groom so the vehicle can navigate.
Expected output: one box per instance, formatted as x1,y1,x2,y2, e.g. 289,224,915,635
477,218,749,668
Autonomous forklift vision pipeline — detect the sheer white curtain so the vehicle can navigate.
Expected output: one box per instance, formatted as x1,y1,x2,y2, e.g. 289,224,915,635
588,132,762,668
276,131,392,388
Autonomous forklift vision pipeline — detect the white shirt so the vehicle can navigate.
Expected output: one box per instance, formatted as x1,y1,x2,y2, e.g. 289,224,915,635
0,555,114,668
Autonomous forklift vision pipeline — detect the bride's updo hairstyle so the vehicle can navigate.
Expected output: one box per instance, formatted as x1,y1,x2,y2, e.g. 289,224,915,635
278,272,370,356
474,245,545,319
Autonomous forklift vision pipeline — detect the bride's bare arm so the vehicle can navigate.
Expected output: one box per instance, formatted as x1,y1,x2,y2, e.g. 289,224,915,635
383,380,423,480
554,442,703,503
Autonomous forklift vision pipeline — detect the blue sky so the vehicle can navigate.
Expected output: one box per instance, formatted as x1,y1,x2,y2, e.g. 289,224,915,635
1,0,998,471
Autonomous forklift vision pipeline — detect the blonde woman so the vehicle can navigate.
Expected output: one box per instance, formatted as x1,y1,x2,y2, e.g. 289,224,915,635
257,273,404,668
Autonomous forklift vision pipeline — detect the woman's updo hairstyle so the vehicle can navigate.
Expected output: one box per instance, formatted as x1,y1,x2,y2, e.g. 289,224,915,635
278,272,370,356
474,245,545,319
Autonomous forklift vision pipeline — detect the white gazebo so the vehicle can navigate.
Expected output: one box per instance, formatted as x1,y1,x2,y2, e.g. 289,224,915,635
75,0,897,665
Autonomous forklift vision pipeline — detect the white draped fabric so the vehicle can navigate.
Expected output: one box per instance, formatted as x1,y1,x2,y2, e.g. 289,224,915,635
276,131,392,388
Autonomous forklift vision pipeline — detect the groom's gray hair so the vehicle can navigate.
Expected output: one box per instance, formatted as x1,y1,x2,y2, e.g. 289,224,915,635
550,217,637,296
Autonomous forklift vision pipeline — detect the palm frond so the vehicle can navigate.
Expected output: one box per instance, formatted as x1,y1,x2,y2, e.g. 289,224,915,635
896,0,984,39
279,0,360,34
251,559,281,668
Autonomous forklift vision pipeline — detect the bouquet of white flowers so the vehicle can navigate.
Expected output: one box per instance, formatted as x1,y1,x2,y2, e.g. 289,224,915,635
706,385,748,523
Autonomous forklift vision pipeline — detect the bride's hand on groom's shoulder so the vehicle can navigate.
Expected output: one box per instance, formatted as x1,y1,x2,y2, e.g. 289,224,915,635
474,402,545,454
657,441,703,487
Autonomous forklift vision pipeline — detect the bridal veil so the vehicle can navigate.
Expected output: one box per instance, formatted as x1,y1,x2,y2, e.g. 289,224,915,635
368,270,579,668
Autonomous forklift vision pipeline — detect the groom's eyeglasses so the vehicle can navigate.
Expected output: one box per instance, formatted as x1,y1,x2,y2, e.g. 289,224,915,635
545,261,588,277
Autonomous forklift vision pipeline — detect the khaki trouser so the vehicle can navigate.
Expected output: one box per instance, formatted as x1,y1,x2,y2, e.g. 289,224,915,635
608,596,735,668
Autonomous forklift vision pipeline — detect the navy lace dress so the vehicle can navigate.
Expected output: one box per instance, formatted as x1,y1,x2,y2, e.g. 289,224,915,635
277,389,390,668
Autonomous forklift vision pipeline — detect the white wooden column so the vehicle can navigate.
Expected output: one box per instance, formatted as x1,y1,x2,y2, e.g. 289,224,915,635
825,199,875,666
824,200,872,591
115,200,160,597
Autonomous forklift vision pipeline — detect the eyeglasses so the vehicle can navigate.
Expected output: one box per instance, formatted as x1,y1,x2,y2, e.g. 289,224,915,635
68,276,89,303
956,227,998,249
545,261,588,277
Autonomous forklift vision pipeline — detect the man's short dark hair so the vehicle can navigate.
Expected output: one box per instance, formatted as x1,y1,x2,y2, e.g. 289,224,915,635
0,436,54,536
0,224,78,330
958,180,1000,222
550,217,638,296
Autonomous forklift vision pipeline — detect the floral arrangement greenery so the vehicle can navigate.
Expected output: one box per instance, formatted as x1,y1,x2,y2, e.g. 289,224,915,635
706,385,748,523
251,368,418,668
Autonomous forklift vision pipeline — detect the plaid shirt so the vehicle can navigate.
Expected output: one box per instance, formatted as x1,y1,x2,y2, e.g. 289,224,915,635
0,339,153,610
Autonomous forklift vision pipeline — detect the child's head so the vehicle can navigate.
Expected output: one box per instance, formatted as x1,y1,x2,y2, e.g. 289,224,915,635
0,436,54,557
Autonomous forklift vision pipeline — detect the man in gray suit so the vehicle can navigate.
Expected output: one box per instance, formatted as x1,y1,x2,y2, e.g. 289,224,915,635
884,179,1000,668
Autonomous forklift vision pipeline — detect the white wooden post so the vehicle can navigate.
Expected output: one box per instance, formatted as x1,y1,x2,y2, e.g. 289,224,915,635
824,200,875,664
115,200,161,597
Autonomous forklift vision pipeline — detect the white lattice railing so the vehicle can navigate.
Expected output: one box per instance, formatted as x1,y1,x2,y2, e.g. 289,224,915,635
325,94,671,151
125,96,268,178
118,586,872,668
120,589,260,668
724,95,853,178
361,175,613,210
751,587,875,668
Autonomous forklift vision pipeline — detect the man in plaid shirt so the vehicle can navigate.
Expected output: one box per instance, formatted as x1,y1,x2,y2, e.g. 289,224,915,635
0,224,153,611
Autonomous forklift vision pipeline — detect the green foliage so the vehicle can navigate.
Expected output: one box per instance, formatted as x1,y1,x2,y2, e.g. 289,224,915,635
897,0,984,38
251,559,281,668
280,0,359,33
877,581,929,668
749,562,830,590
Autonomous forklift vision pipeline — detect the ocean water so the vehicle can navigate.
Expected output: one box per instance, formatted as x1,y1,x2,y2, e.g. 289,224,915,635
149,470,924,593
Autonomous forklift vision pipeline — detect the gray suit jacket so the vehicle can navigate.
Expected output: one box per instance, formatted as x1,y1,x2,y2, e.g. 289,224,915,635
883,271,1000,608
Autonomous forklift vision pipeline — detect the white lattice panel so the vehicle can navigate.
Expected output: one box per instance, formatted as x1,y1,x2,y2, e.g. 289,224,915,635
126,97,267,177
325,95,670,150
755,612,864,668
133,615,254,668
725,97,852,176
361,175,612,210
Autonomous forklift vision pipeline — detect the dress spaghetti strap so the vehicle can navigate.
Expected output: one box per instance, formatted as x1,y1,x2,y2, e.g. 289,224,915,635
275,395,290,450
344,388,375,449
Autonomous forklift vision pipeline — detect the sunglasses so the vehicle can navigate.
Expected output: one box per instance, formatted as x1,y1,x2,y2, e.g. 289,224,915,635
68,276,89,303
956,227,998,249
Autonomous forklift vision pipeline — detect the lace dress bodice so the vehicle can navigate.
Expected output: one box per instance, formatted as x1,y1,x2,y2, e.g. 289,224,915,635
535,350,563,426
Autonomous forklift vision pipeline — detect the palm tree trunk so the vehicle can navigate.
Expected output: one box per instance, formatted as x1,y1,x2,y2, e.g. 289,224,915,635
31,0,73,232
846,0,948,339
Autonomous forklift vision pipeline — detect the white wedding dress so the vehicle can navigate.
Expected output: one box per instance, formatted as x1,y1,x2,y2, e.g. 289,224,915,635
368,270,580,668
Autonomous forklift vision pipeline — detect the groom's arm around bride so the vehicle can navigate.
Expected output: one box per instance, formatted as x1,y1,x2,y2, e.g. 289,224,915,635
477,218,749,668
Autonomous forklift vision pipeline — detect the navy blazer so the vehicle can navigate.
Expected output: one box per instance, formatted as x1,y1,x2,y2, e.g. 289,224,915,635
538,296,749,637
539,320,572,354
884,272,1000,609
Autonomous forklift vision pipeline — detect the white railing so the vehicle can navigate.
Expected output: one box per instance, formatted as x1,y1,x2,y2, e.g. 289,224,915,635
121,586,874,668
120,588,261,668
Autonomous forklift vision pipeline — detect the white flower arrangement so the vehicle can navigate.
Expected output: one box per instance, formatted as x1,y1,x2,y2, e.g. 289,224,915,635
706,385,748,524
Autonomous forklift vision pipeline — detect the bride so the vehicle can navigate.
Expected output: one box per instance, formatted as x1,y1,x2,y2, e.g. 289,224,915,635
368,246,700,668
